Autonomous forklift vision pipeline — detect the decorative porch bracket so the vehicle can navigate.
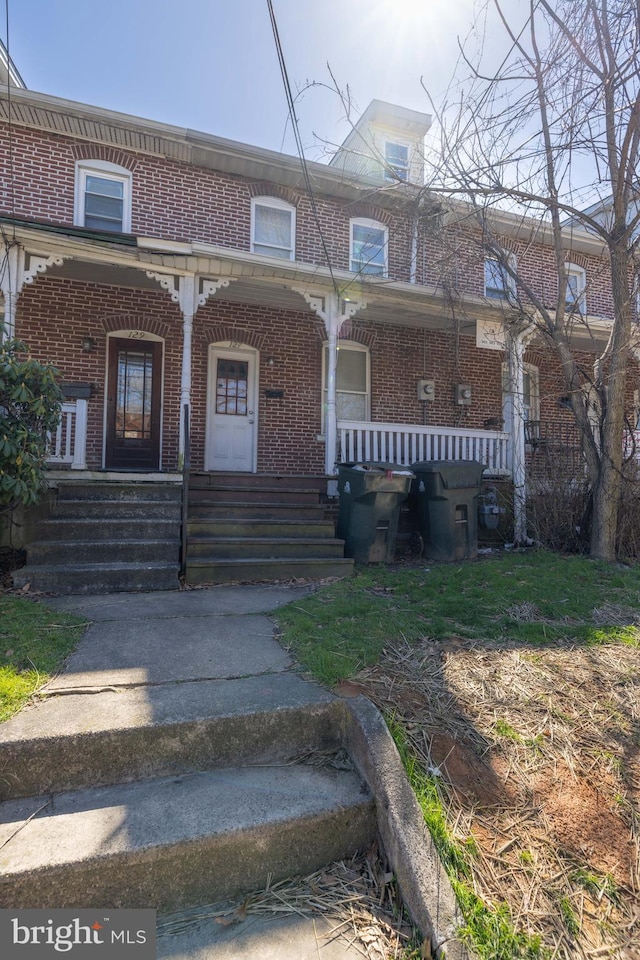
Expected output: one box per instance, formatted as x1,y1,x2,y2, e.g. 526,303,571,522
146,271,235,459
293,289,366,475
504,321,536,544
0,245,66,339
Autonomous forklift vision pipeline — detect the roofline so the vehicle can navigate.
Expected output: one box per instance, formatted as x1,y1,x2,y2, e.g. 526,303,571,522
0,84,426,207
0,40,26,89
0,86,606,254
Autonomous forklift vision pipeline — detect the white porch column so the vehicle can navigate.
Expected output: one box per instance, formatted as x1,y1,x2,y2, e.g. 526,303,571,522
0,245,65,340
147,272,235,463
505,326,533,544
293,289,366,475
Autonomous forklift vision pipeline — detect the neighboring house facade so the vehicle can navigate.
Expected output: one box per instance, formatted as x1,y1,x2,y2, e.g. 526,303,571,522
0,74,638,586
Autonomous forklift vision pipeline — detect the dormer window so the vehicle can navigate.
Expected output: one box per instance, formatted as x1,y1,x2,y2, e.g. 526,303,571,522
384,142,409,182
251,197,295,260
350,218,388,277
74,160,132,233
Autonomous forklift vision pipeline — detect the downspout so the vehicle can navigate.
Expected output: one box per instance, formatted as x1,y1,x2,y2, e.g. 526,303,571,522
409,212,418,284
506,329,527,543
325,294,340,476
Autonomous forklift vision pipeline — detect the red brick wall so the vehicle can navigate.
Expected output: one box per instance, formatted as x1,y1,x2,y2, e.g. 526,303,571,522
1,121,625,309
14,273,640,475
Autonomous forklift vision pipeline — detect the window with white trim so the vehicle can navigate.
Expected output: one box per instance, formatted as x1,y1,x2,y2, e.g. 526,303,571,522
485,254,516,302
564,263,586,313
251,197,295,260
350,218,388,277
74,160,132,233
502,361,540,423
384,141,409,182
322,341,370,431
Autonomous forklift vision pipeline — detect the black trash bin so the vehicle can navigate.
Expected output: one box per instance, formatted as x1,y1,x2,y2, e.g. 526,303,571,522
337,462,414,563
411,460,485,561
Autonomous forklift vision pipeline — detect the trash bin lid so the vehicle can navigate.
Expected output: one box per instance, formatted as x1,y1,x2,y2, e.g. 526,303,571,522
340,461,415,477
410,460,485,489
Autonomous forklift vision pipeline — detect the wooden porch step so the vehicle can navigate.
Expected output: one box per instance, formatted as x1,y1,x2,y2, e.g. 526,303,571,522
189,486,321,505
187,537,346,560
189,473,328,492
184,557,355,585
187,501,326,520
187,518,336,538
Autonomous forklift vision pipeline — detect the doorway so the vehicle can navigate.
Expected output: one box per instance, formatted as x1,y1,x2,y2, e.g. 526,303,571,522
105,337,162,470
205,344,257,472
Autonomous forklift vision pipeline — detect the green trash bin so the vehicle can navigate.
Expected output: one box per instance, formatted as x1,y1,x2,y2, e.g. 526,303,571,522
411,460,485,562
337,462,414,563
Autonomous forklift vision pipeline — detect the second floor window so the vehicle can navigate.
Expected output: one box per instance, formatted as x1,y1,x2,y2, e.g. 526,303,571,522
251,197,295,260
75,160,132,233
350,218,388,277
564,264,586,313
485,255,516,302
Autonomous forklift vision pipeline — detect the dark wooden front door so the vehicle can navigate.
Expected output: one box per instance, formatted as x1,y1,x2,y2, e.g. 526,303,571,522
106,338,161,470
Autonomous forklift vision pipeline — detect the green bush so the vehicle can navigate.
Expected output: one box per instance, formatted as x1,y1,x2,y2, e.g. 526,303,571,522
0,337,62,510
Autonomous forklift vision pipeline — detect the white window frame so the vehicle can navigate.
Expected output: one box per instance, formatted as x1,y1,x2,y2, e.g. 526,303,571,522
74,159,132,233
350,218,388,277
384,141,410,182
485,253,517,302
321,340,371,435
250,196,296,260
502,360,540,424
564,263,587,314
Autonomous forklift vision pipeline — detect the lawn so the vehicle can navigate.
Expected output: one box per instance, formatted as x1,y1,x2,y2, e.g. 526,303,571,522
0,594,86,721
276,550,640,960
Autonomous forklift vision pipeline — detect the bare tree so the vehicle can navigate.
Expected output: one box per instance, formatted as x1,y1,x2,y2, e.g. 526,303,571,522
423,0,640,560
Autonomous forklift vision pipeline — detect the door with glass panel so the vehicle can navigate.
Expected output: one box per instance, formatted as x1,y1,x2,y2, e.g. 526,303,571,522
106,338,161,470
205,346,257,472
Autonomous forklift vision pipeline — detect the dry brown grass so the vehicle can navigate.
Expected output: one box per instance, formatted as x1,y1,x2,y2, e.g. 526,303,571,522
344,638,640,959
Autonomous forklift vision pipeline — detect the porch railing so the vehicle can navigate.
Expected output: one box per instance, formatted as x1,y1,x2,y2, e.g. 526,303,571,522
47,399,88,470
337,420,510,475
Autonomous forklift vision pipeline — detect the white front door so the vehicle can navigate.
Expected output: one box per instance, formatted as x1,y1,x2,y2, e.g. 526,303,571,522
205,344,257,472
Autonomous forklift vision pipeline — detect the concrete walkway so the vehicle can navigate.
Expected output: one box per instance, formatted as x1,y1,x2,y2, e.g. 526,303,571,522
38,585,384,959
2,584,465,959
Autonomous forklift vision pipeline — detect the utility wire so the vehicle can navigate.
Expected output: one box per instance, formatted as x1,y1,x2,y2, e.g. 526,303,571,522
266,0,340,298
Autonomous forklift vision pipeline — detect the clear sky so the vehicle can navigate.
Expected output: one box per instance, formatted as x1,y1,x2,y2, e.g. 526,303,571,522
5,0,497,162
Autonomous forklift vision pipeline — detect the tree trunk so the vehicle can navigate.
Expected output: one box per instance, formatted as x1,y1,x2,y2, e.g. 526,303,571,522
589,240,632,560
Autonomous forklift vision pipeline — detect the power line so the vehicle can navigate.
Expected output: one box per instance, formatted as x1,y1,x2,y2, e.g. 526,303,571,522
266,0,340,298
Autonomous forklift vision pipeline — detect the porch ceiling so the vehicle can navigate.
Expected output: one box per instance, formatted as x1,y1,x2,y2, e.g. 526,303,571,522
12,222,612,348
41,246,474,333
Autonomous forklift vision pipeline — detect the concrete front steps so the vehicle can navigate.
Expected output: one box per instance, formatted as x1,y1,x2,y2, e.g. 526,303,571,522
185,473,354,584
13,481,181,594
0,674,375,912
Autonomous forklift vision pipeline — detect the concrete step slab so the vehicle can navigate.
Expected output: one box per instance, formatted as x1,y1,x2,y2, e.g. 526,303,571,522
53,499,182,519
12,562,180,595
56,483,182,502
0,674,340,800
27,539,179,565
157,908,368,960
35,519,180,541
185,557,355,584
0,765,376,911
